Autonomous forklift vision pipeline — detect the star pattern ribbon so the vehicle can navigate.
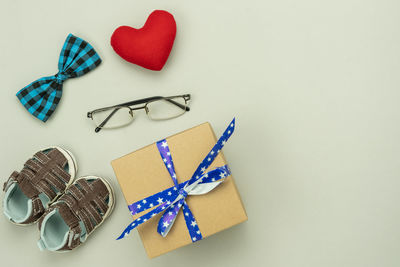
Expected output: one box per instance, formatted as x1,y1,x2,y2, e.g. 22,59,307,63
16,34,102,122
117,118,236,242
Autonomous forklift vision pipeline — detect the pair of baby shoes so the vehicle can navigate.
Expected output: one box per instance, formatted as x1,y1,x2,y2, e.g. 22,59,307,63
2,147,115,252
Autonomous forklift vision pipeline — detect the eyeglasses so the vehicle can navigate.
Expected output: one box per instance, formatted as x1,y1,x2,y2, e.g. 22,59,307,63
87,94,191,133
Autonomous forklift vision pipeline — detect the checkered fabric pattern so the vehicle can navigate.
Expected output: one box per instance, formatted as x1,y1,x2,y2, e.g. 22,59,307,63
16,34,102,122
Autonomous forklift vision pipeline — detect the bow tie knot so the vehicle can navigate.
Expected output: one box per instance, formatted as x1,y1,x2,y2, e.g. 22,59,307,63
55,72,68,83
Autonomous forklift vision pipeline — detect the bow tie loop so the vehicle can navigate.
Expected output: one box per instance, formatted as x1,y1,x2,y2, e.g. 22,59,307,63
16,34,101,122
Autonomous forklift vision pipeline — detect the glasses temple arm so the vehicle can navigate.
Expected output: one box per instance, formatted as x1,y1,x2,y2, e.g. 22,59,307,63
95,108,120,133
89,95,191,114
89,97,163,114
118,96,165,108
165,99,190,111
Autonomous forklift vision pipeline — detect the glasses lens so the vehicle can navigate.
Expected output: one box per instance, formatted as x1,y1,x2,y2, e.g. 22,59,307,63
92,107,134,128
146,97,187,120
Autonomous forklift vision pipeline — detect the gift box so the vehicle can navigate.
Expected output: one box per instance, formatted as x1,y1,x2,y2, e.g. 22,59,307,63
111,120,247,258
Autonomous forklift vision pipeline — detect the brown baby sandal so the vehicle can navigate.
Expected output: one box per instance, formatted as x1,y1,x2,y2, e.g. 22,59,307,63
2,147,77,225
37,176,115,252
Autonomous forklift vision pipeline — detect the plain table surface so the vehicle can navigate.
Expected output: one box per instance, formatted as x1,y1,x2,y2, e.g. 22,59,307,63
1,0,400,266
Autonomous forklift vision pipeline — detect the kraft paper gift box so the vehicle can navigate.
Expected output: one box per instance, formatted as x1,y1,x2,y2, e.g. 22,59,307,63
111,121,247,258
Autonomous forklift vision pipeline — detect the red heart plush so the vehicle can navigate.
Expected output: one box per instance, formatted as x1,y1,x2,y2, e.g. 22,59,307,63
111,10,176,71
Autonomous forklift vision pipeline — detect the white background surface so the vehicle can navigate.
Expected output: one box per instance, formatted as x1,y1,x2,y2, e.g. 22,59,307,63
1,0,400,266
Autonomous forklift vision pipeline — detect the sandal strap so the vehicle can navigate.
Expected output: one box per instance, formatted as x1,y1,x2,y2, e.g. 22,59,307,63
17,148,71,201
38,201,82,250
58,178,110,235
3,171,46,223
24,196,46,224
67,224,82,249
3,171,19,192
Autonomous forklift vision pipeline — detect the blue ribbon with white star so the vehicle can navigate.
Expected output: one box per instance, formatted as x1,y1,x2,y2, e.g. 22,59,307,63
117,118,236,242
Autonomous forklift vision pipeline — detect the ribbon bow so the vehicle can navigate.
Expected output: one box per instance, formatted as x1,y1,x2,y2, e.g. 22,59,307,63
16,34,101,122
117,118,236,242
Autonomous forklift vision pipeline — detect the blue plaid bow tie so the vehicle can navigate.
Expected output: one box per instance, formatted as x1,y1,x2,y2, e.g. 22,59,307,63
16,34,102,122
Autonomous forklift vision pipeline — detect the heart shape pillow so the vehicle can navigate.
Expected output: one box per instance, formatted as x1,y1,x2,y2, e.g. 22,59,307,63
111,10,177,71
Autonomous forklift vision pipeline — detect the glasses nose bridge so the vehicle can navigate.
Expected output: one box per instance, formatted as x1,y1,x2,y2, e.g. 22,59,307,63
129,105,147,113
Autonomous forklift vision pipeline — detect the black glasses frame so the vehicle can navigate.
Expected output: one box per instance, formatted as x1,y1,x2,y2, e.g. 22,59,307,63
87,94,191,133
